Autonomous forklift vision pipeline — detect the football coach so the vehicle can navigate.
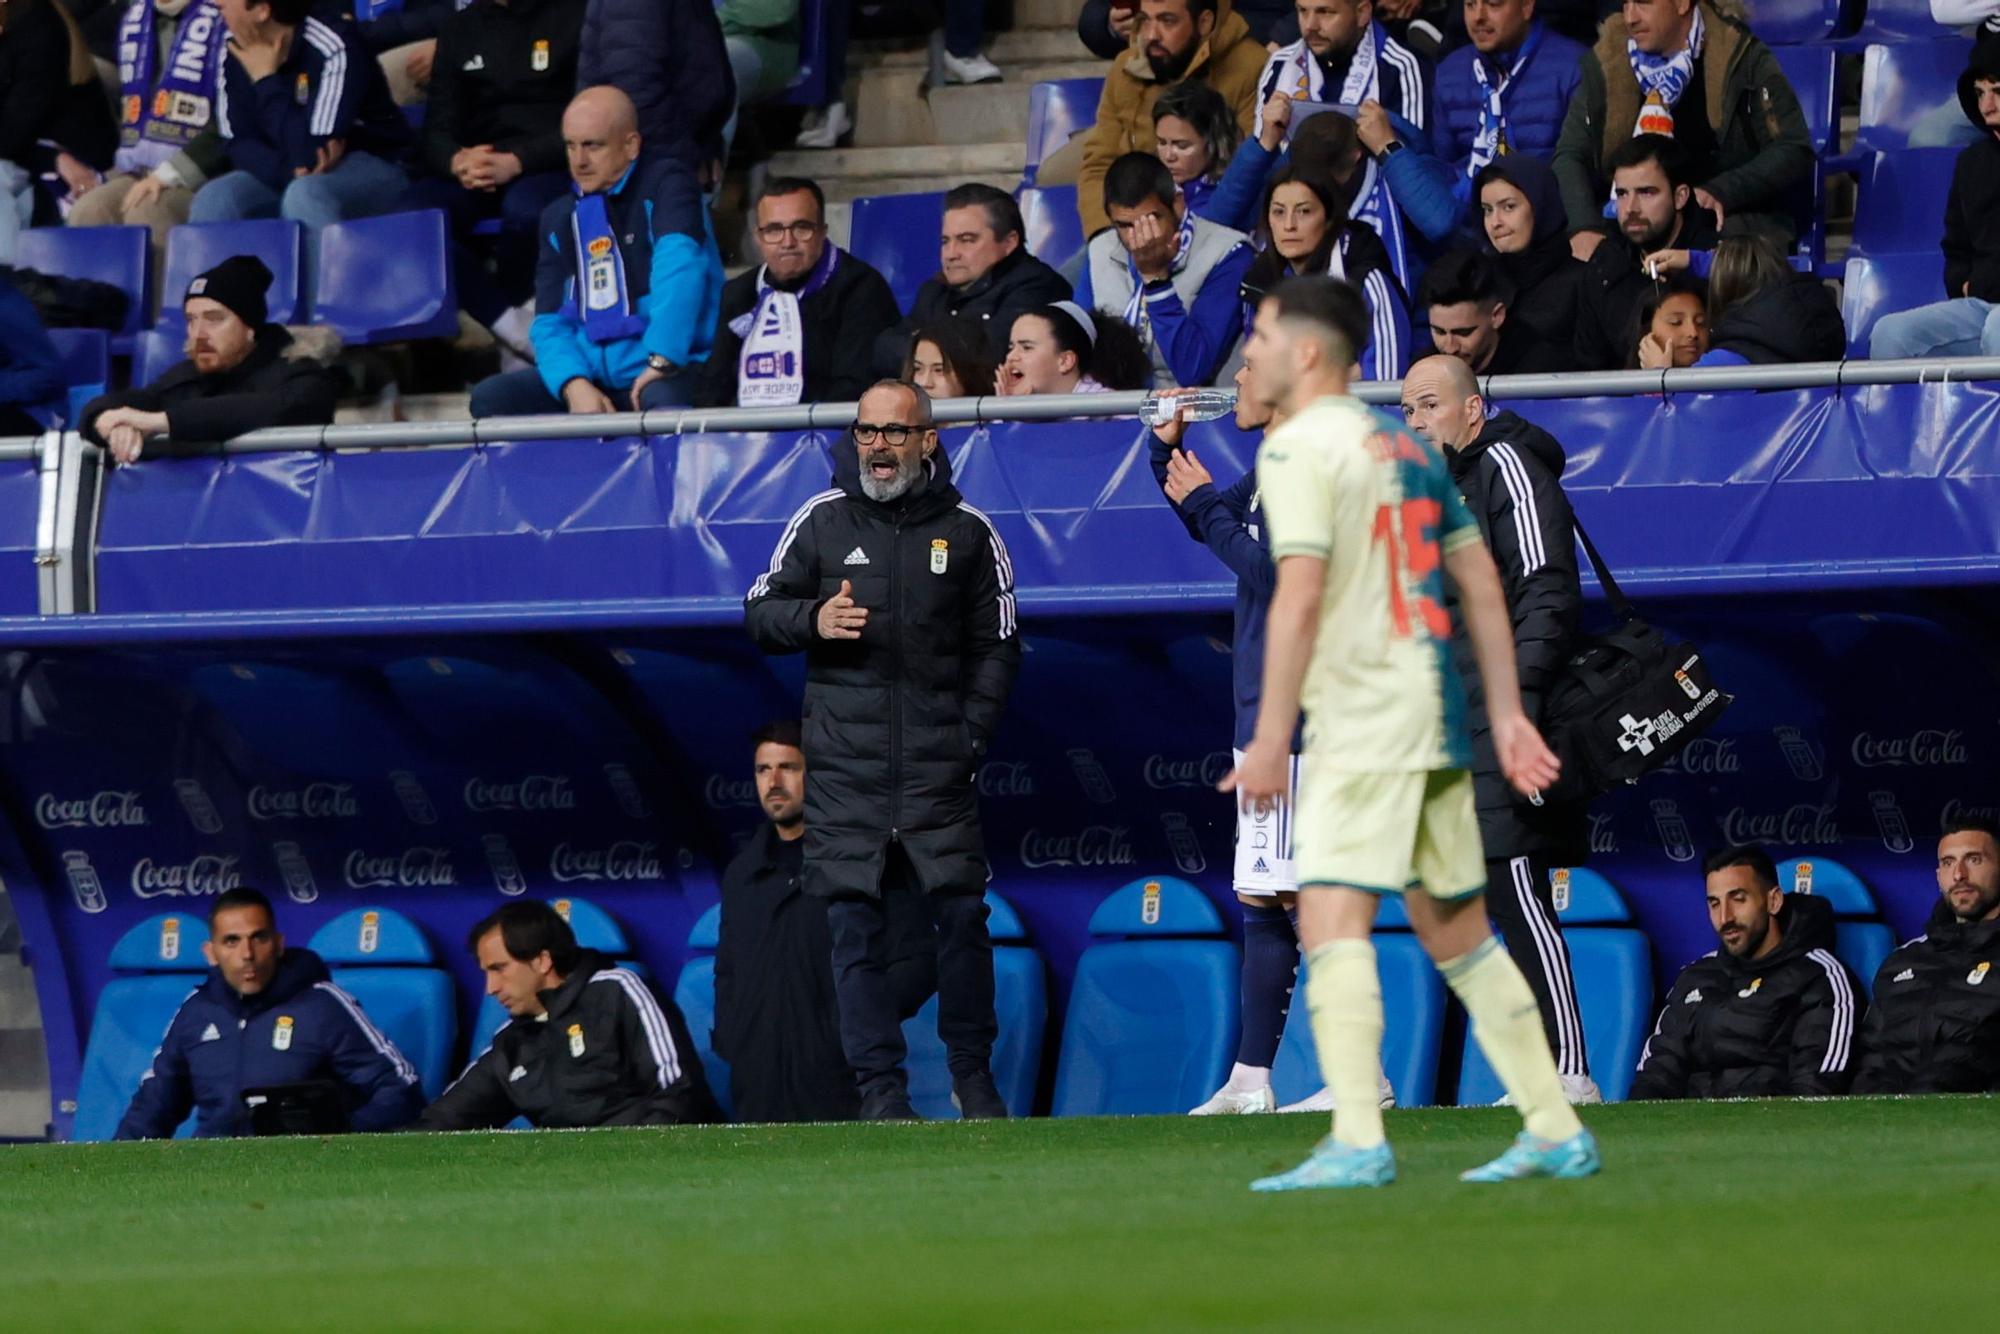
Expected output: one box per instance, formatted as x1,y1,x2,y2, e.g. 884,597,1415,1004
746,378,1021,1121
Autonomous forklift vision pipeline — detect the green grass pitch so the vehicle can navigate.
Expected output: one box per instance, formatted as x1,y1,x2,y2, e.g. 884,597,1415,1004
1,1097,1987,1331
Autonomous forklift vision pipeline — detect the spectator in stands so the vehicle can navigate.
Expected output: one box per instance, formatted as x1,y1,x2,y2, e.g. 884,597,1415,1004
791,0,847,149
1255,0,1428,141
1552,0,1811,258
1906,0,1998,148
695,177,901,408
187,0,414,244
1629,844,1861,1100
1431,0,1585,193
1854,816,2000,1094
116,887,424,1139
65,0,224,248
1570,135,1717,370
902,318,998,400
716,721,940,1123
358,0,455,105
1240,166,1410,379
1152,80,1242,221
0,0,118,256
79,254,337,463
0,271,65,435
745,379,1021,1121
1688,234,1842,365
419,900,719,1129
1475,155,1586,361
1080,0,1294,55
998,302,1152,395
1065,0,1265,237
1869,46,2000,362
1630,273,1708,367
871,184,1071,377
576,0,733,183
468,86,723,417
717,0,799,112
1398,352,1600,1102
1080,152,1252,386
1414,248,1567,374
401,0,583,357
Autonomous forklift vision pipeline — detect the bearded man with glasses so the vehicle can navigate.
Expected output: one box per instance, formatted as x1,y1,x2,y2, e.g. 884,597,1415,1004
746,379,1022,1120
695,177,903,408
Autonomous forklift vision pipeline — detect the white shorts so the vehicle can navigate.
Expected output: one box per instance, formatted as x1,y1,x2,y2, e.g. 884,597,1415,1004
1232,748,1302,896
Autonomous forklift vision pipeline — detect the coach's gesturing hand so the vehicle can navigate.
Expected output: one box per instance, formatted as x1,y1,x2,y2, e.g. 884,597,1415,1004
817,579,869,639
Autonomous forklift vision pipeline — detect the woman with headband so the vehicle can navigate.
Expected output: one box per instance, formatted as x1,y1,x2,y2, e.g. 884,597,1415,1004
998,301,1151,396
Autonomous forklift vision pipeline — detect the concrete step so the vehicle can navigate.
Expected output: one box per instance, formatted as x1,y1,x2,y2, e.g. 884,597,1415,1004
768,141,1026,185
848,59,1105,148
1015,0,1087,29
864,27,1091,68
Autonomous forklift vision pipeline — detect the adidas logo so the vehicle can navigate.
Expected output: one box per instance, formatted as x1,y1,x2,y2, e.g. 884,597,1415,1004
1893,968,1914,983
200,1023,221,1042
1251,857,1270,874
1684,989,1703,1004
462,55,485,70
842,547,870,566
509,1065,528,1082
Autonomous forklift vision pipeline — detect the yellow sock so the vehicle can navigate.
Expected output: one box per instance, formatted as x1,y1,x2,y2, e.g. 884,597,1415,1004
1441,938,1583,1144
1304,939,1385,1149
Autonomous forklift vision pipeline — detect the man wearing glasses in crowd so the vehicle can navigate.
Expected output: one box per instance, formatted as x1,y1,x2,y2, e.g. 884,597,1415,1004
746,380,1021,1120
694,178,903,408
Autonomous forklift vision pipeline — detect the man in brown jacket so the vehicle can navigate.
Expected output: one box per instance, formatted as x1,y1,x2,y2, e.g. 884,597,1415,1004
1066,0,1266,237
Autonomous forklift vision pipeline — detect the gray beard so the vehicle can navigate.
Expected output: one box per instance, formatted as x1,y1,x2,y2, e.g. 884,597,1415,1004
859,456,922,503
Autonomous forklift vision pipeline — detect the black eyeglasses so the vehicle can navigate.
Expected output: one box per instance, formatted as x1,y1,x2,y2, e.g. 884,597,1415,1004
852,422,925,445
756,221,824,243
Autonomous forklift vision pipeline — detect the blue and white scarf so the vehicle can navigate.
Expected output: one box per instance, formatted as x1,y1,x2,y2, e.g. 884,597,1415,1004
115,0,225,172
1122,203,1197,344
1346,158,1409,294
1466,23,1542,177
1626,5,1705,137
729,243,841,406
569,184,647,345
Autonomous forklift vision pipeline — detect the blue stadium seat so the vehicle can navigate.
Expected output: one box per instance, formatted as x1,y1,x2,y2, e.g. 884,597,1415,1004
1270,914,1448,1109
45,328,108,428
671,902,732,1118
311,209,458,344
1777,856,1894,998
1856,42,1975,154
1774,45,1840,159
1855,0,1944,41
847,192,943,312
1024,78,1103,183
1851,148,1958,257
904,891,1048,1118
1051,876,1239,1116
1843,252,1943,356
308,907,455,1098
11,225,150,350
782,0,831,107
159,220,305,332
1019,184,1085,278
74,912,211,1142
130,327,182,389
1456,868,1653,1104
1741,0,1854,42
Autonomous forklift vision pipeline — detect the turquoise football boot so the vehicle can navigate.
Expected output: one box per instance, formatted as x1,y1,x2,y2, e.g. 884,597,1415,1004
1250,1137,1396,1192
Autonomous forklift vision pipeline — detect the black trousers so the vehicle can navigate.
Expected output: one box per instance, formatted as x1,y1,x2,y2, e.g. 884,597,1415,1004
826,845,997,1098
1485,852,1591,1078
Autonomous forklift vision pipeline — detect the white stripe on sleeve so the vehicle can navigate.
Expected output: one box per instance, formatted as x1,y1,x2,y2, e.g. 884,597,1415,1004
595,968,682,1086
747,488,841,599
315,981,421,1085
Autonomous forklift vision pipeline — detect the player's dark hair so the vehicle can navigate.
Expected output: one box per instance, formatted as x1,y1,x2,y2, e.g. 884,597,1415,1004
943,183,1024,244
470,901,581,974
1606,133,1692,190
751,719,803,751
208,886,275,930
754,176,826,221
1267,274,1370,369
1941,813,2000,844
1104,151,1178,213
1416,249,1511,315
1701,843,1778,889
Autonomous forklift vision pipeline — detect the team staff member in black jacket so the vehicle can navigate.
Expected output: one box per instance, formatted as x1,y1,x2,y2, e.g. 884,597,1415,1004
1400,353,1599,1103
745,379,1021,1121
79,255,336,464
419,900,717,1129
1855,816,2000,1094
1630,845,1861,1100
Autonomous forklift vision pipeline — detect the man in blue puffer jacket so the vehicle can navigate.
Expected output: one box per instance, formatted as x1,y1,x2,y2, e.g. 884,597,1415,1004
577,0,734,180
116,888,424,1139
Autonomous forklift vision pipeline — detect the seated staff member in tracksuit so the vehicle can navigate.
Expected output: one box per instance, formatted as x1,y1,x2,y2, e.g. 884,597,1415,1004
418,900,718,1130
117,888,424,1139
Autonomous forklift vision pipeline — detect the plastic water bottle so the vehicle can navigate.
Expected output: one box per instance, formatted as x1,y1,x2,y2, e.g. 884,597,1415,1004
1139,389,1237,428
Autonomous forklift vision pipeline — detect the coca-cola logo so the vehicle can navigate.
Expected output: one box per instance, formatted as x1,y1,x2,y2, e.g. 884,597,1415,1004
1662,738,1740,776
1588,812,1618,854
131,854,242,899
1941,798,2000,832
1851,729,1968,768
34,791,147,830
464,775,575,814
1719,804,1843,846
976,761,1036,798
1141,752,1234,790
550,840,663,884
1019,825,1136,870
342,847,457,889
247,783,358,821
703,774,759,810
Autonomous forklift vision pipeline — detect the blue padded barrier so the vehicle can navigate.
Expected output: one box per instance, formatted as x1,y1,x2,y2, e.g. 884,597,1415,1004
74,912,211,1142
1019,184,1084,277
1855,42,1976,154
308,907,455,1097
1851,148,1958,257
1270,932,1446,1110
848,192,944,312
904,891,1047,1119
1778,856,1894,997
160,220,306,333
12,226,150,350
1842,252,1942,356
672,902,731,1118
1457,869,1653,1104
312,210,458,345
1024,78,1103,182
1052,877,1237,1116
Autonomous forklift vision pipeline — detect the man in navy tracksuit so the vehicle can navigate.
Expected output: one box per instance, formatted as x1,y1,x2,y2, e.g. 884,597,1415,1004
116,888,424,1139
188,0,413,236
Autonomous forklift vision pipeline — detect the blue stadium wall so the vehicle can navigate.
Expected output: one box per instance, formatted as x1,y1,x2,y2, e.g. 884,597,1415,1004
4,378,1999,1135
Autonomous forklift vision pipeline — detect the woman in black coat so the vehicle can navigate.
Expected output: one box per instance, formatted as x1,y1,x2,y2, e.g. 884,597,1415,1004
1474,154,1587,366
1697,235,1846,366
